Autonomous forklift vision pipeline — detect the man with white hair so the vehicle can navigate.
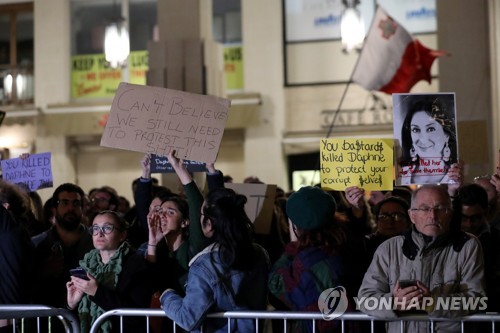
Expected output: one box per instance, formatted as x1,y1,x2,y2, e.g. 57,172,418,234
358,184,485,332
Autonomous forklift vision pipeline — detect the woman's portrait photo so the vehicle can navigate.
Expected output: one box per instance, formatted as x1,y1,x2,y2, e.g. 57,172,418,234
393,93,458,185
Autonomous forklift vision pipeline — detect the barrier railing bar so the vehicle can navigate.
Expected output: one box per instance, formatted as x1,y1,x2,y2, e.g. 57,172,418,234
0,305,79,333
89,309,500,333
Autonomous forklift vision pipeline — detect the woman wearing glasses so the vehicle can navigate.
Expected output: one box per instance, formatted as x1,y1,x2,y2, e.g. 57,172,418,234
66,210,154,333
363,196,411,267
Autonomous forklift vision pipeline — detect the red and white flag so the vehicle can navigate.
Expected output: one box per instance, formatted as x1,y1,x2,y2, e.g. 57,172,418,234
352,7,447,94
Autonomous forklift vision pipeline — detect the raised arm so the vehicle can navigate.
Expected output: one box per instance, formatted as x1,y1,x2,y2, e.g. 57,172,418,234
167,151,206,258
205,162,224,191
134,154,154,233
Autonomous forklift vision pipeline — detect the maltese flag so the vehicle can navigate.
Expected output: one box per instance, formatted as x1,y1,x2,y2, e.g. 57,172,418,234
352,6,447,94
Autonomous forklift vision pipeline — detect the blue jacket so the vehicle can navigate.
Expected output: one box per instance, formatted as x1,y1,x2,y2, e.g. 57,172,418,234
160,243,270,333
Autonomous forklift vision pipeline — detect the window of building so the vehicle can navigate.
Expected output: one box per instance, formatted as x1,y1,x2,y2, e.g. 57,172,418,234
213,0,241,44
213,0,243,92
70,0,156,56
70,0,156,99
0,2,34,105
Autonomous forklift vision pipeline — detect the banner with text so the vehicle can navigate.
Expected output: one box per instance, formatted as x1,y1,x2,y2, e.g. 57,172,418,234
150,154,206,173
224,44,244,92
71,51,148,98
1,152,53,191
100,83,231,163
320,138,393,191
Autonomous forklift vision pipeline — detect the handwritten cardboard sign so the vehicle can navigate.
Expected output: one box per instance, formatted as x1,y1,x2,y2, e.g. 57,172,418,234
224,183,277,234
1,152,53,191
150,154,206,173
100,82,231,163
320,138,393,191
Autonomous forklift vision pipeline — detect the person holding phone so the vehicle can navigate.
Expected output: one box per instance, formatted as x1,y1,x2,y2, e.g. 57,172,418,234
66,210,155,333
358,185,485,333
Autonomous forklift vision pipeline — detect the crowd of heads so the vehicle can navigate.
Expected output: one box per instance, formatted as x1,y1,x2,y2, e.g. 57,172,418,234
1,158,500,332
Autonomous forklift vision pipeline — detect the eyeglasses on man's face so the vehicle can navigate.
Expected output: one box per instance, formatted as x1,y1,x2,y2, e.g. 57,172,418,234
57,199,82,208
410,206,449,216
88,224,119,236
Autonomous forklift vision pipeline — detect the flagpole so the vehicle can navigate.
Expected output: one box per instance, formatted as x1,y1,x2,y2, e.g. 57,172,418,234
311,19,374,186
324,79,352,139
323,4,378,140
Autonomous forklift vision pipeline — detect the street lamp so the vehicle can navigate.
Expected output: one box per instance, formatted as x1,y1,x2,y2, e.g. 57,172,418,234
340,0,365,52
104,1,130,68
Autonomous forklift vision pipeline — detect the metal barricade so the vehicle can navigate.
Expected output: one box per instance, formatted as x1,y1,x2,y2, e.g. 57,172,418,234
89,308,500,333
0,305,79,333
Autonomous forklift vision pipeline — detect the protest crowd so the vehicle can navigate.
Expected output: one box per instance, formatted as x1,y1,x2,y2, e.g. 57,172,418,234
0,0,497,332
0,146,500,333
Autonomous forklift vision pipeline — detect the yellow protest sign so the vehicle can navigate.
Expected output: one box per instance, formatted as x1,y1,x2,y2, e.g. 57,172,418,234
320,138,394,191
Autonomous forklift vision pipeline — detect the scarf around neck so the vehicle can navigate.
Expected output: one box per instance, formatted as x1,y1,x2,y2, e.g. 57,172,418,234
77,241,131,333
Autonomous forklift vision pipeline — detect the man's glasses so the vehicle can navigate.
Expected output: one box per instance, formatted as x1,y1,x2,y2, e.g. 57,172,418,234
378,212,407,222
410,206,449,216
88,224,119,236
57,199,82,208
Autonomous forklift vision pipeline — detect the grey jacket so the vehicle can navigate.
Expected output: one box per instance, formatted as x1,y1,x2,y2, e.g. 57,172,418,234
358,227,485,333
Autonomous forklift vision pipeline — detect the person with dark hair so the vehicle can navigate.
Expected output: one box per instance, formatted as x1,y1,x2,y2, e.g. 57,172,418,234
159,187,270,332
358,185,485,333
128,154,173,249
457,183,500,312
31,183,94,310
67,210,155,333
142,151,210,290
143,151,222,332
88,186,120,221
389,186,413,205
0,180,35,332
398,96,460,185
268,186,351,333
364,196,411,263
476,174,500,230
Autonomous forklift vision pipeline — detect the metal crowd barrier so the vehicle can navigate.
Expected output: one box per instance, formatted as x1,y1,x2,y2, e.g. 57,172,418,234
89,309,500,333
0,305,79,333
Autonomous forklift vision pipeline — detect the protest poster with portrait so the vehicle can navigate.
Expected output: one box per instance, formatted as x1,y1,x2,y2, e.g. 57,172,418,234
100,83,231,163
393,93,458,185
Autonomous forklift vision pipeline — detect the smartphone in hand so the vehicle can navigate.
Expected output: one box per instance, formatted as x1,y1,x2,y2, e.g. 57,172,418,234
69,267,89,281
399,280,417,289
